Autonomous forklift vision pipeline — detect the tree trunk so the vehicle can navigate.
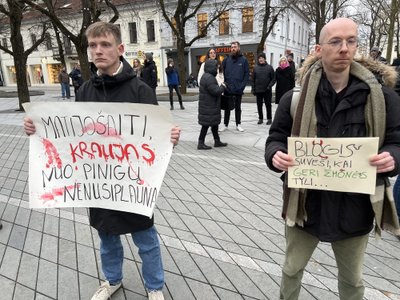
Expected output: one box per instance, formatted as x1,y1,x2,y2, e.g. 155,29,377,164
177,39,187,94
75,37,90,80
9,0,30,110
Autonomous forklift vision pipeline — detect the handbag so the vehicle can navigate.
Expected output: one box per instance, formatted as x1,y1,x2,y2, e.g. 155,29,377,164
221,95,235,111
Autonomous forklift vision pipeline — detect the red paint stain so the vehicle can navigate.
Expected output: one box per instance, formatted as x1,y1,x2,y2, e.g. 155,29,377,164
82,123,121,139
42,138,62,169
40,185,79,204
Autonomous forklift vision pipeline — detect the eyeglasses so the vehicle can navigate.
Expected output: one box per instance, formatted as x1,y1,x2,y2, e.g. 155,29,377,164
321,38,358,50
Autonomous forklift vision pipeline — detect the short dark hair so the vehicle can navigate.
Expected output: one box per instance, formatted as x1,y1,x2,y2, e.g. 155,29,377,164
231,41,240,47
86,21,122,45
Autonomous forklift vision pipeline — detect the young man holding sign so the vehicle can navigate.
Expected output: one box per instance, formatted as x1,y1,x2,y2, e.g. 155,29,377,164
24,22,180,300
265,18,400,300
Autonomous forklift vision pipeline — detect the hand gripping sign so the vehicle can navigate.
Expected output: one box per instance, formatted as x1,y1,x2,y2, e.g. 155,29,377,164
23,102,174,218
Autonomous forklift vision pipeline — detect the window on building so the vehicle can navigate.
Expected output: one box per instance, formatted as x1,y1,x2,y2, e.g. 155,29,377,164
2,38,8,49
298,25,301,43
293,22,296,41
31,33,38,50
242,7,254,33
219,11,229,35
197,13,208,36
129,22,138,43
45,33,52,50
146,20,155,42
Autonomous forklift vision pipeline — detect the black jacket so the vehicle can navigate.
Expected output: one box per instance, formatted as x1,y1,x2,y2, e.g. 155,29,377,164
76,57,157,234
198,60,225,126
275,66,295,104
265,75,400,242
141,60,158,89
252,62,275,94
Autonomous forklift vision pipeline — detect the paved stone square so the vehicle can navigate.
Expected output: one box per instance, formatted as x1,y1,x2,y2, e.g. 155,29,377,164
0,86,399,300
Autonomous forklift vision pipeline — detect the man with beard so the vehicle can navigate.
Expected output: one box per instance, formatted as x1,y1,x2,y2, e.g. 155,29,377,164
220,41,249,132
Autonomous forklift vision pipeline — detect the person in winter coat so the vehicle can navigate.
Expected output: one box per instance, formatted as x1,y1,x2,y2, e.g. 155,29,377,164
24,21,181,300
132,58,142,77
220,41,249,132
274,56,295,104
197,60,227,150
58,67,71,99
69,64,84,96
392,57,400,233
252,53,276,125
165,58,184,110
265,18,400,300
141,53,158,96
197,48,224,86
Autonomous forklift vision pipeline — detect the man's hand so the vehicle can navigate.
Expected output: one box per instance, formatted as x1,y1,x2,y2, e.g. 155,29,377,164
369,151,395,173
171,126,181,146
24,117,36,135
272,151,295,172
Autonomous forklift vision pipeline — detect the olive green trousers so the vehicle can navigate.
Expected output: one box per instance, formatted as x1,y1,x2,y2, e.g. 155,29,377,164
280,226,369,300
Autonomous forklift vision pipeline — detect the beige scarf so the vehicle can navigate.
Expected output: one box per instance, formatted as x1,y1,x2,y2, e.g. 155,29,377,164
285,60,400,237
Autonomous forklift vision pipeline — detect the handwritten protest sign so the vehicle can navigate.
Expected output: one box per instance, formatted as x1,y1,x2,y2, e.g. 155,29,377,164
287,137,379,194
23,102,174,217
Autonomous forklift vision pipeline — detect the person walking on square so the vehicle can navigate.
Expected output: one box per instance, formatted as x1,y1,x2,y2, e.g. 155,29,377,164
165,58,184,110
252,52,275,125
141,53,158,97
24,21,181,300
220,41,249,132
197,59,227,150
274,56,295,105
265,18,400,300
69,64,84,96
58,67,71,99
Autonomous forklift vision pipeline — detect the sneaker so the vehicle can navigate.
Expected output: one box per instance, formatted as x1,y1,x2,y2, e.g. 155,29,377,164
257,119,263,124
148,290,165,300
236,124,244,132
219,126,228,132
91,281,122,300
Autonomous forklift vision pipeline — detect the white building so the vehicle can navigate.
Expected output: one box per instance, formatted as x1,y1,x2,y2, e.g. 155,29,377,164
0,1,311,87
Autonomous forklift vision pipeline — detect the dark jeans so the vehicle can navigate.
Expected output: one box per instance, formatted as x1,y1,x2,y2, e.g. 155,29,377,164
168,85,182,106
393,177,400,221
256,90,272,120
223,94,242,126
198,125,219,143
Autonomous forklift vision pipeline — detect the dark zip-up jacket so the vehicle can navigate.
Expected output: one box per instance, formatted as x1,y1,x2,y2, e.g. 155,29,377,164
141,60,158,89
76,57,157,235
252,62,276,94
265,74,400,242
222,53,249,95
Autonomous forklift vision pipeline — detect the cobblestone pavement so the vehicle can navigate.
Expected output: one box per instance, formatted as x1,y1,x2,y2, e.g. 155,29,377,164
0,86,399,300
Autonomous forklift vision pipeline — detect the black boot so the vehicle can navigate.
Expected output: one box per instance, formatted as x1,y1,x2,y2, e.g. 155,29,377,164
266,119,272,125
180,104,185,110
170,105,174,110
197,142,212,150
214,140,228,147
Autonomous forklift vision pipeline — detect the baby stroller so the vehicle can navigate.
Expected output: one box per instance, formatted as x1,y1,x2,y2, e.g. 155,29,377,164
186,74,198,88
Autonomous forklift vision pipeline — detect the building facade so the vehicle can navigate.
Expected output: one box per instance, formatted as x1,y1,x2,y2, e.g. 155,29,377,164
0,1,311,87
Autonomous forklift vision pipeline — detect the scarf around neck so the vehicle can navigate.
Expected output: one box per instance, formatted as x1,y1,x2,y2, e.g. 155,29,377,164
285,60,400,237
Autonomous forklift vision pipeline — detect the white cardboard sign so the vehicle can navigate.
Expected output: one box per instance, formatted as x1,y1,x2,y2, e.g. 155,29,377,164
24,102,174,217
